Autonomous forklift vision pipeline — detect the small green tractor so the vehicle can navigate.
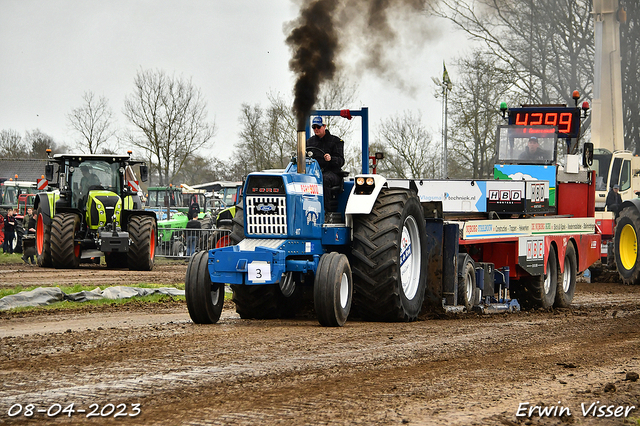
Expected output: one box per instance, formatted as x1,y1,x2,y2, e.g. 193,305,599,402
34,152,157,270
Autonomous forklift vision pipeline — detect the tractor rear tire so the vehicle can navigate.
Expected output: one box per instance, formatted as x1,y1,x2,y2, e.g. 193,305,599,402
351,189,427,322
51,213,81,269
555,243,577,307
314,252,353,327
36,205,52,267
614,206,640,285
128,215,156,271
457,254,476,311
513,244,558,309
186,251,224,324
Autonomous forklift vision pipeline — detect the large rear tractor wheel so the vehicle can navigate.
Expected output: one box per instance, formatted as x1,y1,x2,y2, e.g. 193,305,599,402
513,244,558,309
351,189,428,322
186,251,224,324
50,212,81,269
128,215,156,271
555,243,577,307
36,206,52,267
314,252,353,327
615,206,640,285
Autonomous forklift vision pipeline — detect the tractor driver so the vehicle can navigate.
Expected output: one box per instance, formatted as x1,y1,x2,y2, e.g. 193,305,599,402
519,136,551,162
306,116,345,213
80,165,100,194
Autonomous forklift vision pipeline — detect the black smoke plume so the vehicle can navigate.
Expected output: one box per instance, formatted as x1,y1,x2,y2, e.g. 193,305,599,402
286,0,432,130
286,0,340,130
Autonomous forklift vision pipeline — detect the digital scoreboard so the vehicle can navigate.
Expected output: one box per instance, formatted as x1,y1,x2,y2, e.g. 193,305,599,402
508,107,581,139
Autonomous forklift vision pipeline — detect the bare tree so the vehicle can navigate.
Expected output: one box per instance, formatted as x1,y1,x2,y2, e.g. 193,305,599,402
0,129,27,158
431,0,593,106
123,69,216,185
24,129,64,158
620,0,640,152
67,91,116,154
446,53,515,179
375,111,439,179
231,74,360,178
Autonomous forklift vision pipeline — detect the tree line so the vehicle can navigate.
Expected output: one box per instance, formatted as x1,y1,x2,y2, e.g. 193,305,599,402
2,0,638,186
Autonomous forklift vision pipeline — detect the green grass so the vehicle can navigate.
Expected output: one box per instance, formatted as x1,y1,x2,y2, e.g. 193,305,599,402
4,293,187,314
0,253,25,264
1,282,232,314
0,283,185,299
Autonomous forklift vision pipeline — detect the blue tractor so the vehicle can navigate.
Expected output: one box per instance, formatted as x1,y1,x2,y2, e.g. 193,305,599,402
185,108,428,326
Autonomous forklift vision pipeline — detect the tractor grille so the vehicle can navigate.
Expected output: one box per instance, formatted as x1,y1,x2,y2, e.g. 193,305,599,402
246,196,287,236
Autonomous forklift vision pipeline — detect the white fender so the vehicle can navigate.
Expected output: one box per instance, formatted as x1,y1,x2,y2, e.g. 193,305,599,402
345,174,387,215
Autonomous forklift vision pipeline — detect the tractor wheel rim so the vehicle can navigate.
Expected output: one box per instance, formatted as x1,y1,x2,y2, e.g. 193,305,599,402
339,272,349,309
400,215,421,300
562,257,571,292
544,269,552,294
211,284,220,305
620,223,637,271
465,271,473,304
36,214,44,254
150,227,156,259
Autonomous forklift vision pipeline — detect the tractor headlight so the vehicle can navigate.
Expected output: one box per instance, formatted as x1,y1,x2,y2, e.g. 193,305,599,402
355,176,376,195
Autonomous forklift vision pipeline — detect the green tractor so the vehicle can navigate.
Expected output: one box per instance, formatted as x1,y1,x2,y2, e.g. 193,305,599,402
34,152,157,270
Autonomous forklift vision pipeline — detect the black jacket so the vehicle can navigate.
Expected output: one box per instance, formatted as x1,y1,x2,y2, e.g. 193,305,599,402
306,129,345,173
605,190,623,213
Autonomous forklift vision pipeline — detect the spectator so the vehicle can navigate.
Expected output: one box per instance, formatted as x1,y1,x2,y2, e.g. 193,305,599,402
22,208,37,265
186,212,202,256
188,194,201,220
605,184,623,214
3,208,15,254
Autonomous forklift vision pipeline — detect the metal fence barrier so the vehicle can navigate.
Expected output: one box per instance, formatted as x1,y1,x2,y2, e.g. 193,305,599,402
156,227,231,258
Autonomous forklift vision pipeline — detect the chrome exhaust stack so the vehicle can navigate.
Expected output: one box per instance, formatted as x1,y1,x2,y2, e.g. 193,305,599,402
297,130,306,174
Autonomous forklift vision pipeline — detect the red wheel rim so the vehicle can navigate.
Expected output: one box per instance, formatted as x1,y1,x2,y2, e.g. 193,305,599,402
36,213,44,254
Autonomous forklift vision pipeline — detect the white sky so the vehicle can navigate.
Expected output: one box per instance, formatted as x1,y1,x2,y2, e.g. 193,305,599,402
0,0,474,162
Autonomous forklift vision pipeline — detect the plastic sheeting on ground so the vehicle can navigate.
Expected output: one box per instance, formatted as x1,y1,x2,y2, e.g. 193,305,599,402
0,286,185,311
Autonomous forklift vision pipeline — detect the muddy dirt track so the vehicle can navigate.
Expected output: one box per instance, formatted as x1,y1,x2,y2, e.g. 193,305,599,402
1,262,639,426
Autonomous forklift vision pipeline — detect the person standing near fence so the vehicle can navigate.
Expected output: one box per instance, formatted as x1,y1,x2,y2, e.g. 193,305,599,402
186,212,201,256
3,208,15,254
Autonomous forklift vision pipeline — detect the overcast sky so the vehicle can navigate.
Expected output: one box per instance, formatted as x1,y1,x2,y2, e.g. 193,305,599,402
0,0,473,162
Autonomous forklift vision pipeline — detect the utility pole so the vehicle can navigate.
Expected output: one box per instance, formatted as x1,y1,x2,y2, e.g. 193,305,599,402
432,64,453,178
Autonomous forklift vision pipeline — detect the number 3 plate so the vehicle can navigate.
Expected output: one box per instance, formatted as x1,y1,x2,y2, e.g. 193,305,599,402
248,261,271,283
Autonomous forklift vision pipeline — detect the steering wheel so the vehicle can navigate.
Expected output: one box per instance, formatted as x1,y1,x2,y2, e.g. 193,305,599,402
307,146,326,157
88,185,105,191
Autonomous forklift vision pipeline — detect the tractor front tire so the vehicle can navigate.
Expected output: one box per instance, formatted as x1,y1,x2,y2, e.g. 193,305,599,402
51,212,81,269
128,215,156,271
615,206,640,285
186,251,224,324
351,189,428,322
314,252,353,327
36,206,52,268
